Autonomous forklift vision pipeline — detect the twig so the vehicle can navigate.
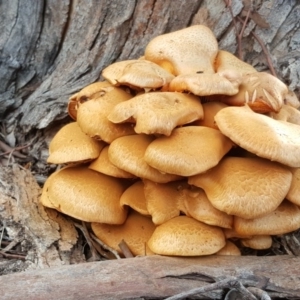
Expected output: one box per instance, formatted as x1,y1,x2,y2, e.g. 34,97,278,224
164,277,257,300
0,236,23,253
118,239,134,258
0,251,26,260
0,140,29,159
90,233,121,259
74,222,101,261
247,287,271,300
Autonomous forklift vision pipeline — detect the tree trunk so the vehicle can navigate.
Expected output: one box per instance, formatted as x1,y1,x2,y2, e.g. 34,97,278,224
0,0,300,298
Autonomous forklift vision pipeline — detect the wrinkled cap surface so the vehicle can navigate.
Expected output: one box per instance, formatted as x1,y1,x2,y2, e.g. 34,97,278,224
144,126,232,176
169,72,241,96
40,166,128,224
108,92,203,136
108,134,182,183
189,156,292,219
147,216,226,256
144,25,218,75
215,106,300,167
47,122,105,164
102,59,175,90
234,200,300,236
91,210,156,256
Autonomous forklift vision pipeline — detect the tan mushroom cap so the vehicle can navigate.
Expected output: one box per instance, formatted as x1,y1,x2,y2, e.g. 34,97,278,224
108,92,203,136
40,166,128,224
144,126,233,177
223,228,252,239
168,71,241,96
215,105,300,167
144,179,189,225
215,241,241,256
183,188,233,229
147,216,226,256
214,50,257,75
270,104,300,125
120,181,149,216
189,156,292,219
76,85,135,143
218,72,288,113
91,210,156,256
47,122,105,164
240,235,272,250
102,59,175,90
193,101,228,129
144,25,218,75
108,134,182,183
285,168,300,206
68,81,113,120
89,146,136,179
234,200,300,236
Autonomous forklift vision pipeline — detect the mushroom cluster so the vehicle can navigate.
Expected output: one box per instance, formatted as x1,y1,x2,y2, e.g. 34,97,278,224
41,25,300,257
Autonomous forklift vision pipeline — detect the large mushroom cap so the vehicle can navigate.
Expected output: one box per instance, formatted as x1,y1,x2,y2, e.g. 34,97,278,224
40,166,128,224
147,216,226,256
91,210,156,256
108,134,181,183
234,200,300,236
102,59,175,90
144,126,233,176
76,85,135,143
144,25,218,75
215,106,300,167
108,92,203,136
188,156,292,219
285,168,300,206
47,122,105,164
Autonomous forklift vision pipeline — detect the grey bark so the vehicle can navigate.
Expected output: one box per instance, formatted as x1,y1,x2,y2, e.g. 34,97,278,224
1,255,300,299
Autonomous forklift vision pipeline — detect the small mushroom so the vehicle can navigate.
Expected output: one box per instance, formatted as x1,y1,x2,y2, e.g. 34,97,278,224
68,81,113,120
89,146,136,179
215,241,241,256
119,181,149,216
234,200,300,236
108,134,181,183
76,85,135,143
215,105,300,167
47,122,105,164
192,101,228,129
183,187,233,229
102,59,175,91
143,179,188,225
91,210,156,256
107,92,204,136
40,166,128,224
144,25,218,75
147,216,226,256
144,126,233,176
188,156,292,219
240,235,272,250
